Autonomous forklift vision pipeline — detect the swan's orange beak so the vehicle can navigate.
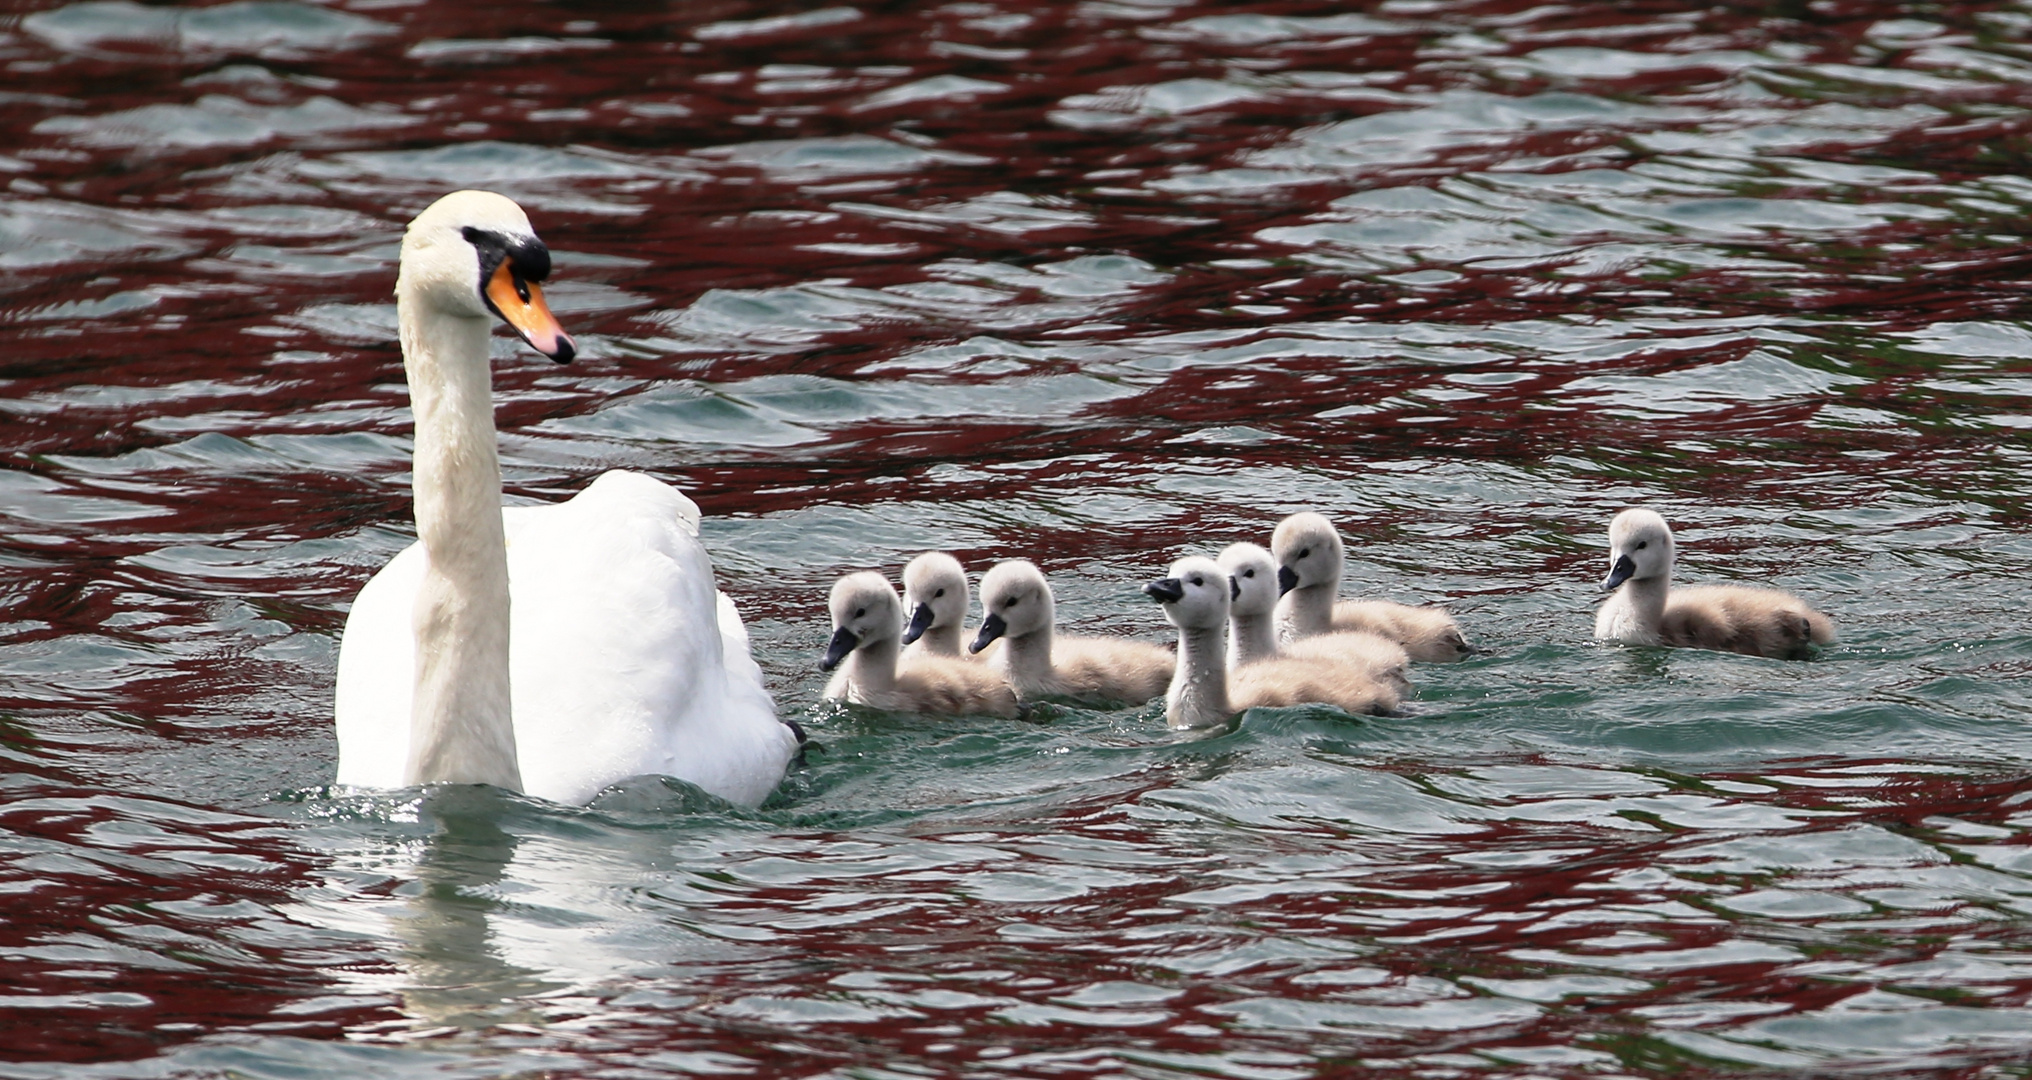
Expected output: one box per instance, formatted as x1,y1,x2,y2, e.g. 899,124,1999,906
486,260,576,363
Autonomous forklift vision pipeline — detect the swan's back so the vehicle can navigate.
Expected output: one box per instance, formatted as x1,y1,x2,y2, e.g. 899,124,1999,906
1324,600,1469,663
335,470,793,806
1283,630,1412,693
1661,584,1835,660
1047,636,1175,706
1231,656,1399,716
889,657,1023,718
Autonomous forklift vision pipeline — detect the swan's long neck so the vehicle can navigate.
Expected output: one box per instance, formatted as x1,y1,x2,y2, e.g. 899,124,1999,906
400,290,521,792
1000,623,1056,689
1276,583,1335,642
847,633,900,697
1229,609,1279,669
1167,623,1230,729
923,621,964,658
1604,576,1669,645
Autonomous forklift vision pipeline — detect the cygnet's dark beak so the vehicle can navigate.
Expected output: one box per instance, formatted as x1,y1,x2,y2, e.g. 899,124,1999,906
1142,577,1185,605
819,626,858,671
1602,554,1637,592
900,602,936,646
1276,565,1299,595
969,612,1007,654
1228,576,1240,602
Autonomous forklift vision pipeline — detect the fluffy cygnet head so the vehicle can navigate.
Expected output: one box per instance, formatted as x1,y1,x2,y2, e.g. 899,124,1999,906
900,551,967,646
822,571,901,671
1270,512,1346,594
400,190,575,362
971,560,1055,653
1218,542,1279,620
1603,508,1677,591
1142,556,1229,631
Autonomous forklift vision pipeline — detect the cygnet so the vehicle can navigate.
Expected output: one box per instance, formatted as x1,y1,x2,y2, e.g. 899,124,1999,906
900,551,973,661
1271,512,1469,662
1145,556,1399,729
1220,542,1411,692
1595,508,1835,660
970,560,1173,706
821,572,1021,717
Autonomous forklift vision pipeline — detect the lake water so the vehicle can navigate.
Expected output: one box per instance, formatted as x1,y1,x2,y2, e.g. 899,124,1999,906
3,0,2032,1075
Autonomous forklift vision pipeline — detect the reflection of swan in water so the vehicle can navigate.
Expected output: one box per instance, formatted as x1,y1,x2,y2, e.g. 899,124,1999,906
355,784,772,1031
332,190,798,807
385,789,556,1028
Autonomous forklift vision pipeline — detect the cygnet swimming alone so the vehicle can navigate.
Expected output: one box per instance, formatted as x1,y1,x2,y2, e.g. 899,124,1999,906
1219,542,1411,692
1145,556,1400,729
970,560,1173,706
1271,512,1470,663
1594,508,1835,660
821,572,1022,717
899,551,972,661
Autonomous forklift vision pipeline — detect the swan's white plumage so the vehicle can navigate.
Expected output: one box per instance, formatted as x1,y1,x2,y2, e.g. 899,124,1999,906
337,471,793,807
333,191,794,807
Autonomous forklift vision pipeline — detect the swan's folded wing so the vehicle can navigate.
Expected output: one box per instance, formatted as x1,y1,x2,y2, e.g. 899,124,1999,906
333,541,425,789
506,471,790,807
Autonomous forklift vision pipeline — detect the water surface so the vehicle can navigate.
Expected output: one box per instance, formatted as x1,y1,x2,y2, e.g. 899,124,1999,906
2,0,2031,1075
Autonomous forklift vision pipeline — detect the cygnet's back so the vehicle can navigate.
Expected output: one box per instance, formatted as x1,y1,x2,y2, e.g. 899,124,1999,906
900,551,973,661
1270,512,1469,662
1220,542,1411,691
821,571,1021,717
972,559,1173,706
1664,585,1836,659
1146,555,1398,729
1595,508,1834,660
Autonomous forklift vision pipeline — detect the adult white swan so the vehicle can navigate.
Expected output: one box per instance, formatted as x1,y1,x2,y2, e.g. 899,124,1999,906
333,190,798,807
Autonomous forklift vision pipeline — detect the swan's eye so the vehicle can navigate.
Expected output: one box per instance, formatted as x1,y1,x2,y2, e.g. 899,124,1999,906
1298,547,1311,559
933,588,945,598
1004,597,1018,608
854,607,866,619
1635,541,1648,550
1243,569,1255,578
1190,575,1203,587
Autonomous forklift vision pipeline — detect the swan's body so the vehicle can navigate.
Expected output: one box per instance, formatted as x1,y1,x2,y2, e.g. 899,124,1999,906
971,560,1172,706
900,551,973,662
1594,508,1834,660
333,190,796,807
1146,556,1399,729
1220,542,1410,692
1270,512,1468,662
821,571,1020,717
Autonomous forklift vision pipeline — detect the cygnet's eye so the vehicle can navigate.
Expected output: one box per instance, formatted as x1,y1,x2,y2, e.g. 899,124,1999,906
854,607,866,619
1189,575,1204,587
933,588,946,598
1242,568,1255,578
1298,547,1311,559
1004,597,1018,608
1635,541,1648,550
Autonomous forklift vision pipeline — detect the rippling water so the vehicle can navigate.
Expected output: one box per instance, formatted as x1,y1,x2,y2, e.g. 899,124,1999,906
4,0,2032,1075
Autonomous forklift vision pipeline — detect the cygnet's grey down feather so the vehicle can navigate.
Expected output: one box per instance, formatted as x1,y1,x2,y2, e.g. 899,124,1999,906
1594,508,1834,660
972,560,1173,706
1270,512,1469,662
822,571,1021,717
